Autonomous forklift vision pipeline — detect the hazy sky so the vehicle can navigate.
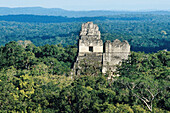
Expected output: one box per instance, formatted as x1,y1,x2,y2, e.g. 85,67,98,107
0,0,170,11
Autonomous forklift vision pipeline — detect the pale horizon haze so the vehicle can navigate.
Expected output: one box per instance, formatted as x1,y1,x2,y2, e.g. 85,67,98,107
0,0,170,11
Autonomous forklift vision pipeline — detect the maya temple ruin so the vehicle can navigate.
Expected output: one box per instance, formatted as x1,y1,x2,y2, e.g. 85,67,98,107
73,22,130,75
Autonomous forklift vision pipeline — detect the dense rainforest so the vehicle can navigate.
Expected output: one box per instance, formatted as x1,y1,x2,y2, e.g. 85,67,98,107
0,14,169,53
0,41,169,112
0,13,169,112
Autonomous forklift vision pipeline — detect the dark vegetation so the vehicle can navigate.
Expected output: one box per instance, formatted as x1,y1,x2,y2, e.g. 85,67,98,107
0,12,169,112
0,14,169,53
0,41,169,112
0,15,148,23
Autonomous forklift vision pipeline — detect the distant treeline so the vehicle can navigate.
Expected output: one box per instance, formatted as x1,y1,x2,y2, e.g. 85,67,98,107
0,15,147,23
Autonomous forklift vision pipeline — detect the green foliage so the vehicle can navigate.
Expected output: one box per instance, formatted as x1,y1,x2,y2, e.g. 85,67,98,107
0,41,78,75
0,14,169,53
0,41,169,112
0,41,37,70
116,51,170,112
57,75,117,112
132,105,147,113
114,103,134,113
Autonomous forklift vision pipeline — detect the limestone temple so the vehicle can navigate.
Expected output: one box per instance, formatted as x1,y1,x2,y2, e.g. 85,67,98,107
73,22,130,75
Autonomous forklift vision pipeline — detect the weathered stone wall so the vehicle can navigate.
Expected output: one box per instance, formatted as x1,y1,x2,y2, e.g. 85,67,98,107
79,39,103,53
102,39,130,74
73,22,103,75
80,22,101,38
73,22,130,76
79,22,103,54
